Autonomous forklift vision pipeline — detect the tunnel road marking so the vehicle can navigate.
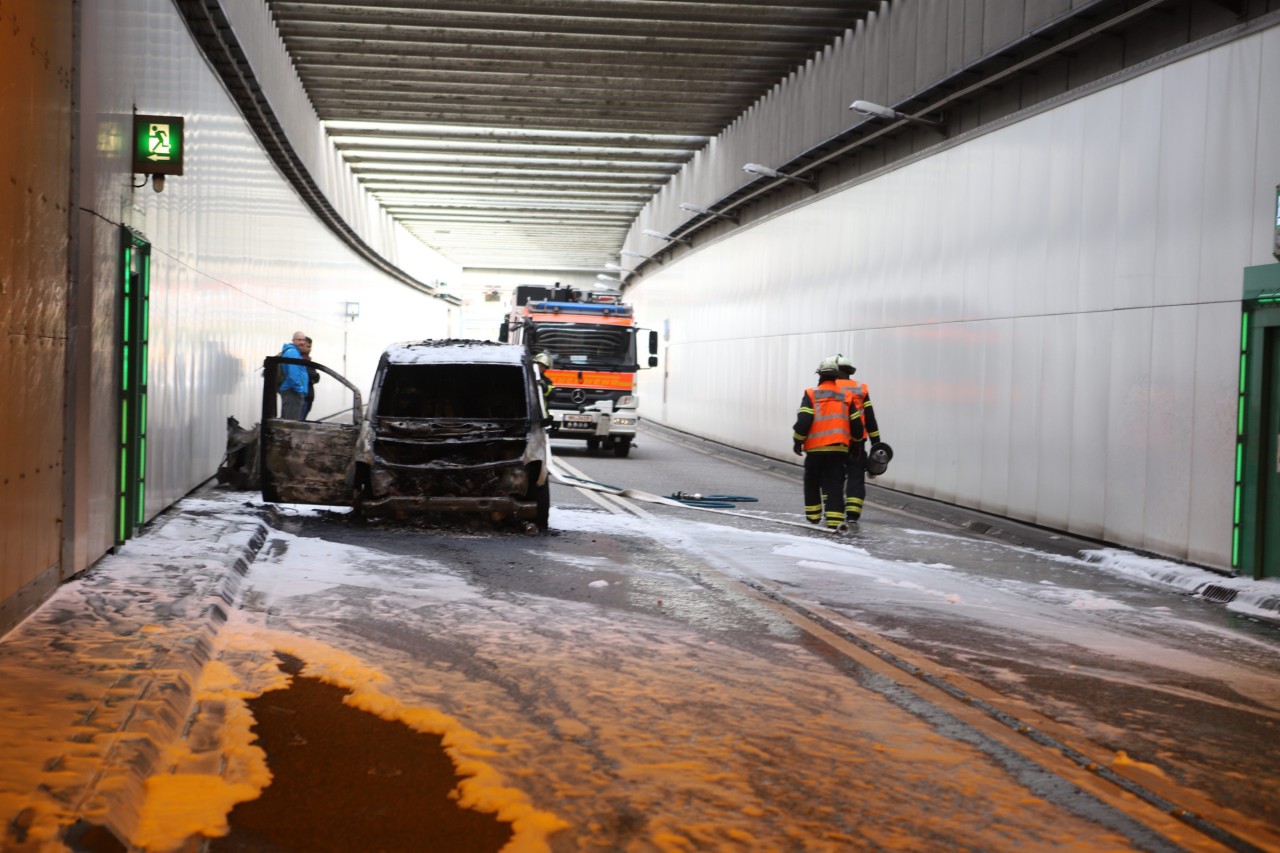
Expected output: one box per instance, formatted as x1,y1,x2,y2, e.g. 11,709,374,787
551,457,656,520
563,465,1280,853
639,424,1055,547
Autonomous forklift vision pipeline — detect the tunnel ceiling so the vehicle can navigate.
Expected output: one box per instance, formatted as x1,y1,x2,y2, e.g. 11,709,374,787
265,0,879,272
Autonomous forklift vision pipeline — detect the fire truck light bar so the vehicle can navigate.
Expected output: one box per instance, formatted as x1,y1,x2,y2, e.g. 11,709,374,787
530,301,633,317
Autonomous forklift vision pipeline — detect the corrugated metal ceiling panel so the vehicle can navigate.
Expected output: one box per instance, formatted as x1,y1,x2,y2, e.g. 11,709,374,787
266,0,880,270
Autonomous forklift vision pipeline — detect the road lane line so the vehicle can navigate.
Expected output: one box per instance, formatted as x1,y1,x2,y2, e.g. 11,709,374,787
550,458,656,520
557,463,1277,853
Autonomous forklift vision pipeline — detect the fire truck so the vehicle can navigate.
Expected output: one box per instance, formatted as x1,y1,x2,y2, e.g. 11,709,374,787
500,285,658,457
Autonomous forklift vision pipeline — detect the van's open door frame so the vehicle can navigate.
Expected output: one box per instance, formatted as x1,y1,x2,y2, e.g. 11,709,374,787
259,356,364,506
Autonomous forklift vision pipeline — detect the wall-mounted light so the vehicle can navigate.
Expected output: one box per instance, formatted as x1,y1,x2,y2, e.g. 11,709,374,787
603,263,633,277
849,99,944,130
642,228,693,247
679,202,739,224
344,301,361,318
620,249,662,264
596,274,623,285
742,162,816,189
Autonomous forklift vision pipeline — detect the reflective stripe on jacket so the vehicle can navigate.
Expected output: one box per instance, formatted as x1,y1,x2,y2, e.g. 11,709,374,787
836,378,867,410
799,384,855,452
836,377,880,442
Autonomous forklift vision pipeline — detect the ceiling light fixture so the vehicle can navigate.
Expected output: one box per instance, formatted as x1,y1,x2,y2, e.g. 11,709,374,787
620,249,662,264
679,202,739,224
849,99,944,129
742,162,816,189
642,228,693,247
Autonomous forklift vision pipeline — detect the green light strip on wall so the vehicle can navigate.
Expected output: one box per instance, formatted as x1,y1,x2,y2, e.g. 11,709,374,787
118,398,129,543
1232,310,1248,570
137,439,147,525
139,252,150,526
1238,322,1247,394
1235,443,1244,499
123,248,131,295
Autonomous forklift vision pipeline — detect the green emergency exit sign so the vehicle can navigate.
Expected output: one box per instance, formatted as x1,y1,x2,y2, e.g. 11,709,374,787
132,115,184,176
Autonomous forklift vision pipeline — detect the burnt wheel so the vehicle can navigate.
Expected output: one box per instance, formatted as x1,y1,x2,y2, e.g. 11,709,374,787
350,463,372,515
613,437,632,458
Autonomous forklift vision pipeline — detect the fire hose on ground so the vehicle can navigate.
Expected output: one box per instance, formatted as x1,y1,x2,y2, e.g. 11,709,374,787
547,466,849,535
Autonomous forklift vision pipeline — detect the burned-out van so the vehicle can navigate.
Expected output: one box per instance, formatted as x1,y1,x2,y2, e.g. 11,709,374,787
260,340,551,529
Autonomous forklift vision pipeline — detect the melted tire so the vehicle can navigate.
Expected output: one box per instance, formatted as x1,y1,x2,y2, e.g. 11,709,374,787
534,480,550,530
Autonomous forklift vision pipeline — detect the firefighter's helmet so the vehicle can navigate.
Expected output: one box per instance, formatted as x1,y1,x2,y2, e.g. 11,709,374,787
865,442,894,476
816,356,840,377
533,352,553,370
835,354,856,376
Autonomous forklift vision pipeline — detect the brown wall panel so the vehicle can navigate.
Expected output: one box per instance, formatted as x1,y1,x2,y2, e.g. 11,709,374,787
0,0,73,633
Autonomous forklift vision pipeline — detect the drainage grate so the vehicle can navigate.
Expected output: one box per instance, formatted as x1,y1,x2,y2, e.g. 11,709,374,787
1197,584,1240,604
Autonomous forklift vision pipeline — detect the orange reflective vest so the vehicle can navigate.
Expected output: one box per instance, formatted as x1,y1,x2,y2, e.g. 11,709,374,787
802,385,855,452
836,377,868,411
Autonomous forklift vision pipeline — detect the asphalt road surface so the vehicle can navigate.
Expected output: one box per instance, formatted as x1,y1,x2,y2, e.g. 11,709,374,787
187,423,1280,852
10,424,1277,852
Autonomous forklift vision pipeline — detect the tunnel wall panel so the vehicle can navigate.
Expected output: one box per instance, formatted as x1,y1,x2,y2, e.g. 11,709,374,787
0,0,72,632
64,0,459,577
629,25,1280,570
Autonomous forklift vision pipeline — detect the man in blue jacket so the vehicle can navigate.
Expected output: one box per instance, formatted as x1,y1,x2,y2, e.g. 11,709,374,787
278,331,310,420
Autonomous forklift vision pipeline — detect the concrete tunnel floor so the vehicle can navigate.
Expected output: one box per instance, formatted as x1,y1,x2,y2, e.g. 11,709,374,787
209,654,513,853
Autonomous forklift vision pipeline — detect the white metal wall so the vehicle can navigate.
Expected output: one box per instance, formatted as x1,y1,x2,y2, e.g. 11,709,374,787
629,26,1280,571
70,0,458,569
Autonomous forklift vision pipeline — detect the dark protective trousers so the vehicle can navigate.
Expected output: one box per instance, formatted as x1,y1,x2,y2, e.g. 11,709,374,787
845,442,866,520
803,450,848,528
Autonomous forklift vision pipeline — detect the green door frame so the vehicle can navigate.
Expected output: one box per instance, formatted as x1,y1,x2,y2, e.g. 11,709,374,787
1235,263,1280,578
117,227,151,544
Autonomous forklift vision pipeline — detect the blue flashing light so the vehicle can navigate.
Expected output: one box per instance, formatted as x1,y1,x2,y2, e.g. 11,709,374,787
530,300,633,317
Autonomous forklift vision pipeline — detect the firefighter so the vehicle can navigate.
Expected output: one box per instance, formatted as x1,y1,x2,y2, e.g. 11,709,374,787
793,357,865,529
533,351,555,418
833,354,884,523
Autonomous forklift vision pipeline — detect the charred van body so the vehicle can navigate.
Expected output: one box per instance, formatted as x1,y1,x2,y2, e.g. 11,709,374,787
260,340,551,529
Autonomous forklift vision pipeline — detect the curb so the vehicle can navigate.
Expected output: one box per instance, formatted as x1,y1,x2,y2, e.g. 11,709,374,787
90,497,270,848
0,492,274,851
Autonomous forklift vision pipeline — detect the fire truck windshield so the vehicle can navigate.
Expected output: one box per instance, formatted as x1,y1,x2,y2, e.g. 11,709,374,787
530,322,636,370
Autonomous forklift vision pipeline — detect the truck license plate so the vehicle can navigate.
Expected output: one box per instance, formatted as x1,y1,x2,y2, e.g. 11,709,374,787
563,415,593,428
